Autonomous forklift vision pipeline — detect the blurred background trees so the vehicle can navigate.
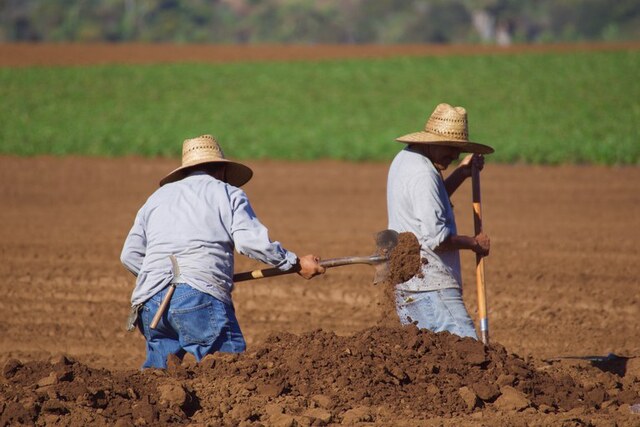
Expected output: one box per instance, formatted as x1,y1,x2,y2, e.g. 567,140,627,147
1,0,638,44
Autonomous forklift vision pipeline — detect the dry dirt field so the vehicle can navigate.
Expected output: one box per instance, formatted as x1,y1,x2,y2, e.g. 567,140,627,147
1,44,639,426
1,41,639,66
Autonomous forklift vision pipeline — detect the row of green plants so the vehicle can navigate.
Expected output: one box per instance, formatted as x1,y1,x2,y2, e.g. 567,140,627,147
1,49,638,164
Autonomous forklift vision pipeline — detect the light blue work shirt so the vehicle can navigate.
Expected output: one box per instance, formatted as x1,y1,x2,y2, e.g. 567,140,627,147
387,146,462,291
121,172,298,306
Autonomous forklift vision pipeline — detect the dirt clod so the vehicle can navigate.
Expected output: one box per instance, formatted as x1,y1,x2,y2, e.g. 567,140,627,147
377,231,422,327
386,232,422,286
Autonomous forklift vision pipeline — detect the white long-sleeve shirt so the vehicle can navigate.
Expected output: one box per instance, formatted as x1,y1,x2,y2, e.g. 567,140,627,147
387,146,462,291
121,172,297,306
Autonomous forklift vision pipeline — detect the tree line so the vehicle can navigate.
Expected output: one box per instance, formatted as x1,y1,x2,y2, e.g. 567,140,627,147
1,0,639,44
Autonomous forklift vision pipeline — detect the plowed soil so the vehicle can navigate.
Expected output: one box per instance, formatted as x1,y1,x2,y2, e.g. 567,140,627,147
1,41,639,67
1,43,640,425
1,156,639,426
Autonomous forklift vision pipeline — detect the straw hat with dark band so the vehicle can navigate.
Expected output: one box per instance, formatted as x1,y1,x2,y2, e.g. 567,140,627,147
159,135,253,187
395,103,494,155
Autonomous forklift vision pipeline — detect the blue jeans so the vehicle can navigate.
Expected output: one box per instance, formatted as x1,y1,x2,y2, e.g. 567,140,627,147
395,288,478,339
138,283,246,369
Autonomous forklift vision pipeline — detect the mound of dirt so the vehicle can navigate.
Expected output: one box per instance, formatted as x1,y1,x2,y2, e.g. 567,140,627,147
2,325,638,426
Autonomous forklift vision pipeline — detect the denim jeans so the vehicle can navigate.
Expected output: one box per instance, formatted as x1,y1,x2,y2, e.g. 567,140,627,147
395,288,478,339
138,283,246,369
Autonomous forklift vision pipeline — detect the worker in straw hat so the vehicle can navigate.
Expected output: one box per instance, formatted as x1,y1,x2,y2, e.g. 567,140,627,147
387,103,493,339
121,135,325,369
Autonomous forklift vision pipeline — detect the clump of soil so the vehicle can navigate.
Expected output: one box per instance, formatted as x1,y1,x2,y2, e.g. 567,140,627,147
386,232,423,285
2,326,637,426
377,231,423,326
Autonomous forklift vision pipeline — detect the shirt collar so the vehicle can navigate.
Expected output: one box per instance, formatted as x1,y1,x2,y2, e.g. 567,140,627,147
187,170,209,177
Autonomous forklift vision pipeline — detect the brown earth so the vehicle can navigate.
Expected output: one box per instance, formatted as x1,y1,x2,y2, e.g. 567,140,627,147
1,41,639,67
378,231,423,329
1,156,639,426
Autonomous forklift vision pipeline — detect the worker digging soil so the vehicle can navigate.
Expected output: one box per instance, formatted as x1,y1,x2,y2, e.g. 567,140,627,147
387,103,493,341
120,135,325,369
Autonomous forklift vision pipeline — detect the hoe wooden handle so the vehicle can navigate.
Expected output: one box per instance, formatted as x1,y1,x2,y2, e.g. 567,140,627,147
472,164,489,345
233,255,386,283
150,284,175,329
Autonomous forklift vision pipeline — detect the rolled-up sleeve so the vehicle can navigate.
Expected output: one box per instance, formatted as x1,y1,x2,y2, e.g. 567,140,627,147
229,190,298,271
408,174,451,251
120,208,147,276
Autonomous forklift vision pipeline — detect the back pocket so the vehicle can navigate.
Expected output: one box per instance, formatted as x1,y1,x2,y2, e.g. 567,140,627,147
172,298,225,345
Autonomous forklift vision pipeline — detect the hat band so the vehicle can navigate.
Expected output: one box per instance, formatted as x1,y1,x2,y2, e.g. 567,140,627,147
182,150,224,167
425,113,469,141
426,127,468,141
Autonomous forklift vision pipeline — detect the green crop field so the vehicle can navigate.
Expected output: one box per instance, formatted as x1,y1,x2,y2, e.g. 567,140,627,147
1,49,638,164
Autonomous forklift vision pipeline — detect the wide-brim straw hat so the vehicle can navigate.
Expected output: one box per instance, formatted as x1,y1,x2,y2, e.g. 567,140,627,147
159,135,253,187
395,103,494,154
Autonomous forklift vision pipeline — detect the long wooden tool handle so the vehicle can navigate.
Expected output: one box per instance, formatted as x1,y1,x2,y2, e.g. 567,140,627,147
232,255,386,283
472,164,489,345
150,284,176,329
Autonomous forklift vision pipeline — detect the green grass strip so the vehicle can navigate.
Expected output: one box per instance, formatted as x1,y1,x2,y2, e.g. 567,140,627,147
1,50,638,164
